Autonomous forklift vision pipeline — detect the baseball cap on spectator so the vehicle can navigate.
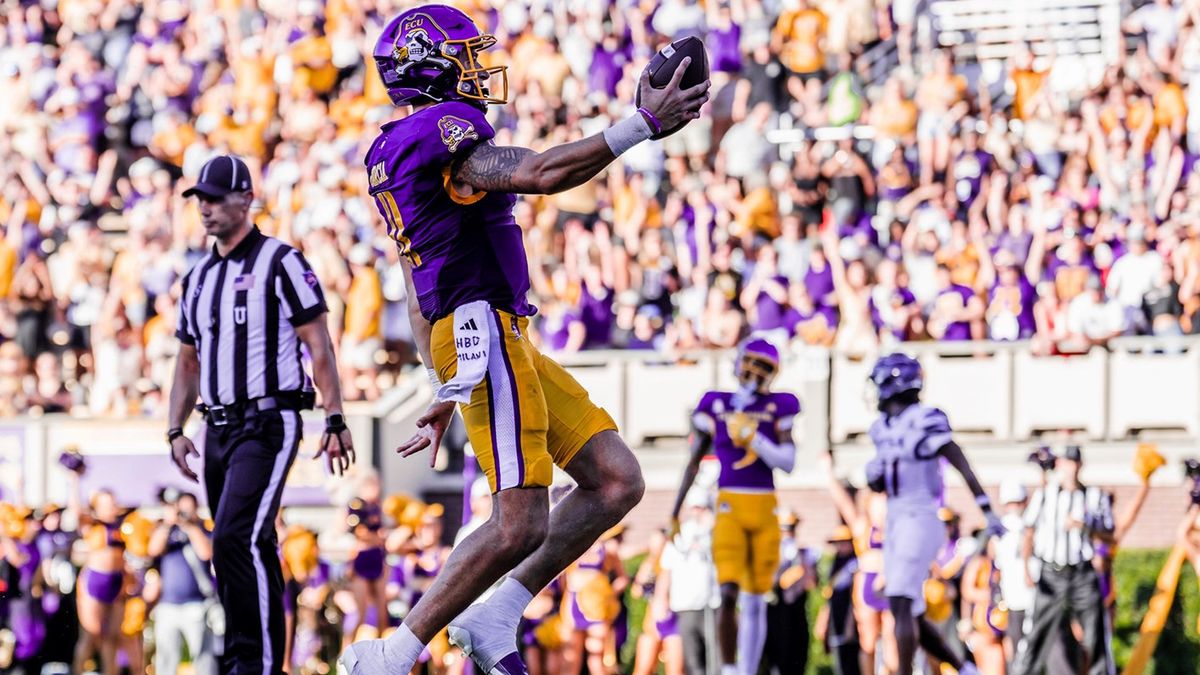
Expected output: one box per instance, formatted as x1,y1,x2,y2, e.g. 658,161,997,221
182,155,253,198
1000,479,1028,504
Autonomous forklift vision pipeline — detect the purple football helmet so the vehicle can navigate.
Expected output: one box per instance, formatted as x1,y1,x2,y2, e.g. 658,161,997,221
372,4,508,108
869,352,924,405
736,336,781,392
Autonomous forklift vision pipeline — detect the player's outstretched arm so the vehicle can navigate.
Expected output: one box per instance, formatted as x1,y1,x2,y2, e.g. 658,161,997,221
940,441,1004,534
669,420,713,527
452,58,709,195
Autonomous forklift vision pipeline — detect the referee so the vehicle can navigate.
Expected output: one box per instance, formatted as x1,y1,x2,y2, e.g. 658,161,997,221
166,154,355,674
1012,445,1114,675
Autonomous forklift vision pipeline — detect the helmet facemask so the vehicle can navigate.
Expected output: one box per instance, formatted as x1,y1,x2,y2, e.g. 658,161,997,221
440,34,508,105
737,352,779,393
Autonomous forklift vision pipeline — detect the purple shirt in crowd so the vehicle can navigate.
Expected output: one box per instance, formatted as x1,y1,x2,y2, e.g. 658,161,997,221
938,284,977,341
753,275,791,331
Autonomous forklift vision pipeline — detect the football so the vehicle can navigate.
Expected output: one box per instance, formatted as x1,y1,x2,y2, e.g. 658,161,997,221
635,35,710,140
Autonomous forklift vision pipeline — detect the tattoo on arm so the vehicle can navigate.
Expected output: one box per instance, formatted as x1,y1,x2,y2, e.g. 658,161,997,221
453,144,535,192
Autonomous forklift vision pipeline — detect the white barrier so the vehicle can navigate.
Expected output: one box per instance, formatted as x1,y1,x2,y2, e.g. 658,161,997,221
830,356,875,442
1108,345,1200,438
625,359,717,444
923,350,1012,439
547,337,1200,447
563,361,627,433
1012,349,1107,439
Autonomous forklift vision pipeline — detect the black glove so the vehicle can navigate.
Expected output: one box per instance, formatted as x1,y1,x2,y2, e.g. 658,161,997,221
866,457,887,493
1190,478,1200,506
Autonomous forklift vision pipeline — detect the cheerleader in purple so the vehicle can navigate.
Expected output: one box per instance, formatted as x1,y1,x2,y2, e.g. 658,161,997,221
630,529,683,675
70,481,129,675
345,472,389,647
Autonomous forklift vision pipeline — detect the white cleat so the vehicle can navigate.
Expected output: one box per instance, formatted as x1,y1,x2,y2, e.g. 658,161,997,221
447,624,528,675
337,639,388,674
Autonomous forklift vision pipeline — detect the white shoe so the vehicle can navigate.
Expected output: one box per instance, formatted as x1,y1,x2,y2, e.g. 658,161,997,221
447,622,529,675
338,639,387,675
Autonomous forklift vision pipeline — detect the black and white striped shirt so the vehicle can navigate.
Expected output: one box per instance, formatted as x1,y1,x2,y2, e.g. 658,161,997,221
1023,482,1114,567
176,228,327,407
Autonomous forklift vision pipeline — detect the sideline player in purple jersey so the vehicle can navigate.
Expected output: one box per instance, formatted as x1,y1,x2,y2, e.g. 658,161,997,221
339,5,710,675
669,336,800,675
865,353,1002,675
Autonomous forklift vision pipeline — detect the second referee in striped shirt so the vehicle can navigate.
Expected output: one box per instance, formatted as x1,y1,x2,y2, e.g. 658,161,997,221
1012,445,1114,675
166,155,355,675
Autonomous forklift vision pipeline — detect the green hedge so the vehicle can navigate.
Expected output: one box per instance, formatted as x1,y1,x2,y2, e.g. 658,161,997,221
619,550,1200,674
1112,549,1200,675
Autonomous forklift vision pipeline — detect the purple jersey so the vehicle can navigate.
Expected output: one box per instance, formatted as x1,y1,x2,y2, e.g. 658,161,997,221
868,403,951,514
364,101,534,322
692,390,801,491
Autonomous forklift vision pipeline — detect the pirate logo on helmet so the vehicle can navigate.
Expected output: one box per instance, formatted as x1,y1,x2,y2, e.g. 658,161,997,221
438,115,479,153
397,28,435,63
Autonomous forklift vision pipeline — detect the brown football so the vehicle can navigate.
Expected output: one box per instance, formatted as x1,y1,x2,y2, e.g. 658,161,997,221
635,36,709,140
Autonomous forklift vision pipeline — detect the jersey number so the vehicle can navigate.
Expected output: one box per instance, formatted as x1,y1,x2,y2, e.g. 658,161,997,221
377,191,423,267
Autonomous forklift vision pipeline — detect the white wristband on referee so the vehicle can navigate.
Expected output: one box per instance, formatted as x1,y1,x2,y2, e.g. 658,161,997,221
426,366,441,389
602,113,654,157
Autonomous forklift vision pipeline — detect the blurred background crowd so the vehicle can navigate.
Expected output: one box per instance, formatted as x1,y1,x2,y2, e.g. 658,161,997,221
3,0,1200,416
7,444,1200,675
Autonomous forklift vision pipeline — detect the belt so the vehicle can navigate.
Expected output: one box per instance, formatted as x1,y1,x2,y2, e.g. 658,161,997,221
198,391,313,427
1039,560,1092,573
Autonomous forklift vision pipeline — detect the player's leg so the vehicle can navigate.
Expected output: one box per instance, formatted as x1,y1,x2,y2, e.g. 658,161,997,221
738,498,779,675
346,310,558,674
349,488,549,670
449,429,641,670
883,510,947,675
717,582,740,674
889,596,919,675
711,494,749,675
448,338,641,670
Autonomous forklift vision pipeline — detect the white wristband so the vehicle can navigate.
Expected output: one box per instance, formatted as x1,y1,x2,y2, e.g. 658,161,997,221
602,113,654,157
426,366,441,389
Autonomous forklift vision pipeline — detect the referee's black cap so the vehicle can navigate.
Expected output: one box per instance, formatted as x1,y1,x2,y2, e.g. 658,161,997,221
183,155,253,198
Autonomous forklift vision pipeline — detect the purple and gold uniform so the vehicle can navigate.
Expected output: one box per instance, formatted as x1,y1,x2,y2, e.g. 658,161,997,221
365,99,615,493
692,390,801,594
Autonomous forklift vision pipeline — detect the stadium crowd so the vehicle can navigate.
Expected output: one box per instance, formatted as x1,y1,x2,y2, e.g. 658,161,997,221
3,0,1200,417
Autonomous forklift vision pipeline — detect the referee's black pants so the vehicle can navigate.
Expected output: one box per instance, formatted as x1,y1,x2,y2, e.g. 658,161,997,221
1011,562,1110,675
204,410,301,675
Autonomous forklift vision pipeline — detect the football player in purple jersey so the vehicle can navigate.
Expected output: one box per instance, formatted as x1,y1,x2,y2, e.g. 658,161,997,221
865,353,1003,675
340,5,709,675
669,336,800,675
